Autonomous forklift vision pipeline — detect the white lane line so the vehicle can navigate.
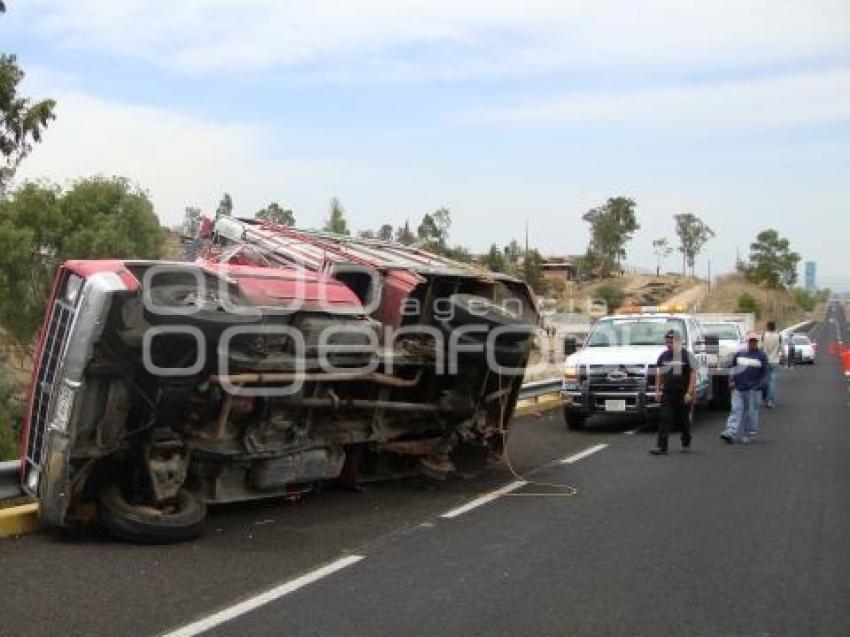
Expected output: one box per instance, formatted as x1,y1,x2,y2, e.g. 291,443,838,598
560,443,609,464
440,480,528,519
623,429,638,436
162,555,365,637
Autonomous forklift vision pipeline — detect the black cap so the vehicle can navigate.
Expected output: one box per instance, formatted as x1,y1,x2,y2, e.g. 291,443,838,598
665,329,682,341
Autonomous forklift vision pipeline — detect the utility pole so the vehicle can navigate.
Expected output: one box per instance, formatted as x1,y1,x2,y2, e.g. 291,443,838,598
708,257,712,290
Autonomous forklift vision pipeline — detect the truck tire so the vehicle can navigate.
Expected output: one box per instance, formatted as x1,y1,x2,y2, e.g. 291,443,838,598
144,283,259,335
447,294,534,340
99,483,206,544
564,409,586,430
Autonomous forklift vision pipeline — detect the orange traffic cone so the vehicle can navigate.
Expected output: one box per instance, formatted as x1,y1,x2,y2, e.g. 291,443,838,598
842,351,850,378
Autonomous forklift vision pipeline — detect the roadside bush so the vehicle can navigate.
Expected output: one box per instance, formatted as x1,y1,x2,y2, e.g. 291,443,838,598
737,292,762,319
0,176,164,353
595,284,626,314
0,374,20,460
0,409,16,460
791,287,817,312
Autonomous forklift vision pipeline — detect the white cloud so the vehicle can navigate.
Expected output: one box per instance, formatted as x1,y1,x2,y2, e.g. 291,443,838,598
462,68,850,129
13,90,360,227
17,0,850,80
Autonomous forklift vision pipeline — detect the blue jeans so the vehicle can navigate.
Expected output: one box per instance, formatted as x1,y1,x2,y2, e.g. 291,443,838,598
725,389,760,439
763,364,778,405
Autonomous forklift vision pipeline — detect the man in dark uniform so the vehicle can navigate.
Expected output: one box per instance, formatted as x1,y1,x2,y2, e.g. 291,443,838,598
650,329,697,455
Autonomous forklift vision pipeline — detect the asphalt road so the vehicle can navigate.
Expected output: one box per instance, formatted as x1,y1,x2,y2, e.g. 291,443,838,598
1,308,848,637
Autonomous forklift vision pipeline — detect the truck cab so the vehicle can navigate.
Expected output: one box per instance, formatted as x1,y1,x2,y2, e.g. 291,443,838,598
561,305,715,429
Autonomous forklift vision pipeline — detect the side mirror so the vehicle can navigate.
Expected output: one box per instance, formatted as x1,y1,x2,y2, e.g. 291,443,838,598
564,337,578,356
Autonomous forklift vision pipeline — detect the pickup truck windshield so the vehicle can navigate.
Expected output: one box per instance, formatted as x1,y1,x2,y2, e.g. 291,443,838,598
703,324,740,341
792,335,811,345
586,318,687,347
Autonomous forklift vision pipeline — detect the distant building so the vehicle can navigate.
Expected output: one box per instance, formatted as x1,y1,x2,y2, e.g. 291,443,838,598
540,256,578,282
804,261,817,292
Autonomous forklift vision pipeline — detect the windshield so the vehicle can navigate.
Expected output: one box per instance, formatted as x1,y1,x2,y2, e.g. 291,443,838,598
586,318,687,347
703,324,741,341
792,335,811,345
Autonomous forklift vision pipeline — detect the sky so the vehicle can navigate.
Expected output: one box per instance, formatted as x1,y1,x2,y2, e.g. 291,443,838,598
2,1,849,288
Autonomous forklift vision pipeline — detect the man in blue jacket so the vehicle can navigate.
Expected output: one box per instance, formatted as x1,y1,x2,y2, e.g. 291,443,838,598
720,331,769,444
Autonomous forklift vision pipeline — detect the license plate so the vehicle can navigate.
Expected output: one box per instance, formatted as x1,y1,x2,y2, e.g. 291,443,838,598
605,399,626,412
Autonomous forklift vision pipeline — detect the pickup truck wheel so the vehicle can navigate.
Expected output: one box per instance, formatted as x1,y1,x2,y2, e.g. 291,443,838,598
447,294,534,342
144,283,260,334
564,409,586,430
99,483,206,544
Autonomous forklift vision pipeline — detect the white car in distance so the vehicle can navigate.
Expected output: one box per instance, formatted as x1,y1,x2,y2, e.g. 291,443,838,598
790,333,816,364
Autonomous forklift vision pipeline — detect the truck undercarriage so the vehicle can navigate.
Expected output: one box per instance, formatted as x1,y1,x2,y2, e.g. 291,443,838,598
21,229,538,543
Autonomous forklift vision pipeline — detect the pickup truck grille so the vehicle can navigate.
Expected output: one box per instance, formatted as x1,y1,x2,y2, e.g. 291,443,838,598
22,297,77,494
581,364,653,391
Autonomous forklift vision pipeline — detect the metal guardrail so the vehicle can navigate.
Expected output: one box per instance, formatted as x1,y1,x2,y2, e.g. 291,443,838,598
0,378,566,505
517,378,562,401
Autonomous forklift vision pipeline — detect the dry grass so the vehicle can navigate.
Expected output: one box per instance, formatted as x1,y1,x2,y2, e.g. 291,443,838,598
557,274,705,310
700,273,805,329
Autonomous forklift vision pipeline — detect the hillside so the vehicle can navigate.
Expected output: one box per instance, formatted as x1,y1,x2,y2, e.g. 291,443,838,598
700,273,808,328
557,274,707,310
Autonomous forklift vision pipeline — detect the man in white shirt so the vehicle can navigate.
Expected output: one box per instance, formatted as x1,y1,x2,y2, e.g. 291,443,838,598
761,320,782,408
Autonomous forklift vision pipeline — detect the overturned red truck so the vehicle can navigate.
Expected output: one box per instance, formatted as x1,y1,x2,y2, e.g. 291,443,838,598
20,219,539,542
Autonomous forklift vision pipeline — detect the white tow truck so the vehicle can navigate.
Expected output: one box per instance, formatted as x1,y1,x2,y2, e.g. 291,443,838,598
561,305,718,429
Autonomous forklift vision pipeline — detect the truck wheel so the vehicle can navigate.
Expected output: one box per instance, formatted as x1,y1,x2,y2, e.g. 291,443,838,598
447,294,534,340
144,283,259,334
564,409,586,430
99,483,206,544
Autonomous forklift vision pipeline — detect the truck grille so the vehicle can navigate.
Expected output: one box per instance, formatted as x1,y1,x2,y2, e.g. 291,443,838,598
582,364,652,391
22,297,77,494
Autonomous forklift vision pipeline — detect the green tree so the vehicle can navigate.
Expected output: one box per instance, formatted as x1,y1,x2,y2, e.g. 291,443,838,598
323,197,349,235
442,244,473,263
417,207,452,250
594,284,626,314
522,249,549,294
0,177,164,351
432,207,451,243
745,229,801,288
504,239,523,265
0,369,22,460
791,288,817,312
484,243,506,272
0,53,56,191
652,237,673,277
417,213,439,243
396,219,415,245
215,192,233,220
256,202,295,226
377,224,394,241
674,213,715,276
582,197,640,277
737,292,762,319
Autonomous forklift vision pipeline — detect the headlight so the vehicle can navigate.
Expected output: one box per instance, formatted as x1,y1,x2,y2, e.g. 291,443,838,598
50,384,77,433
564,366,579,381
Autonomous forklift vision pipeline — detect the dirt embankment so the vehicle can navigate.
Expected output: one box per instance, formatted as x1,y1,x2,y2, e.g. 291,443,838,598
557,274,706,310
700,273,808,329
